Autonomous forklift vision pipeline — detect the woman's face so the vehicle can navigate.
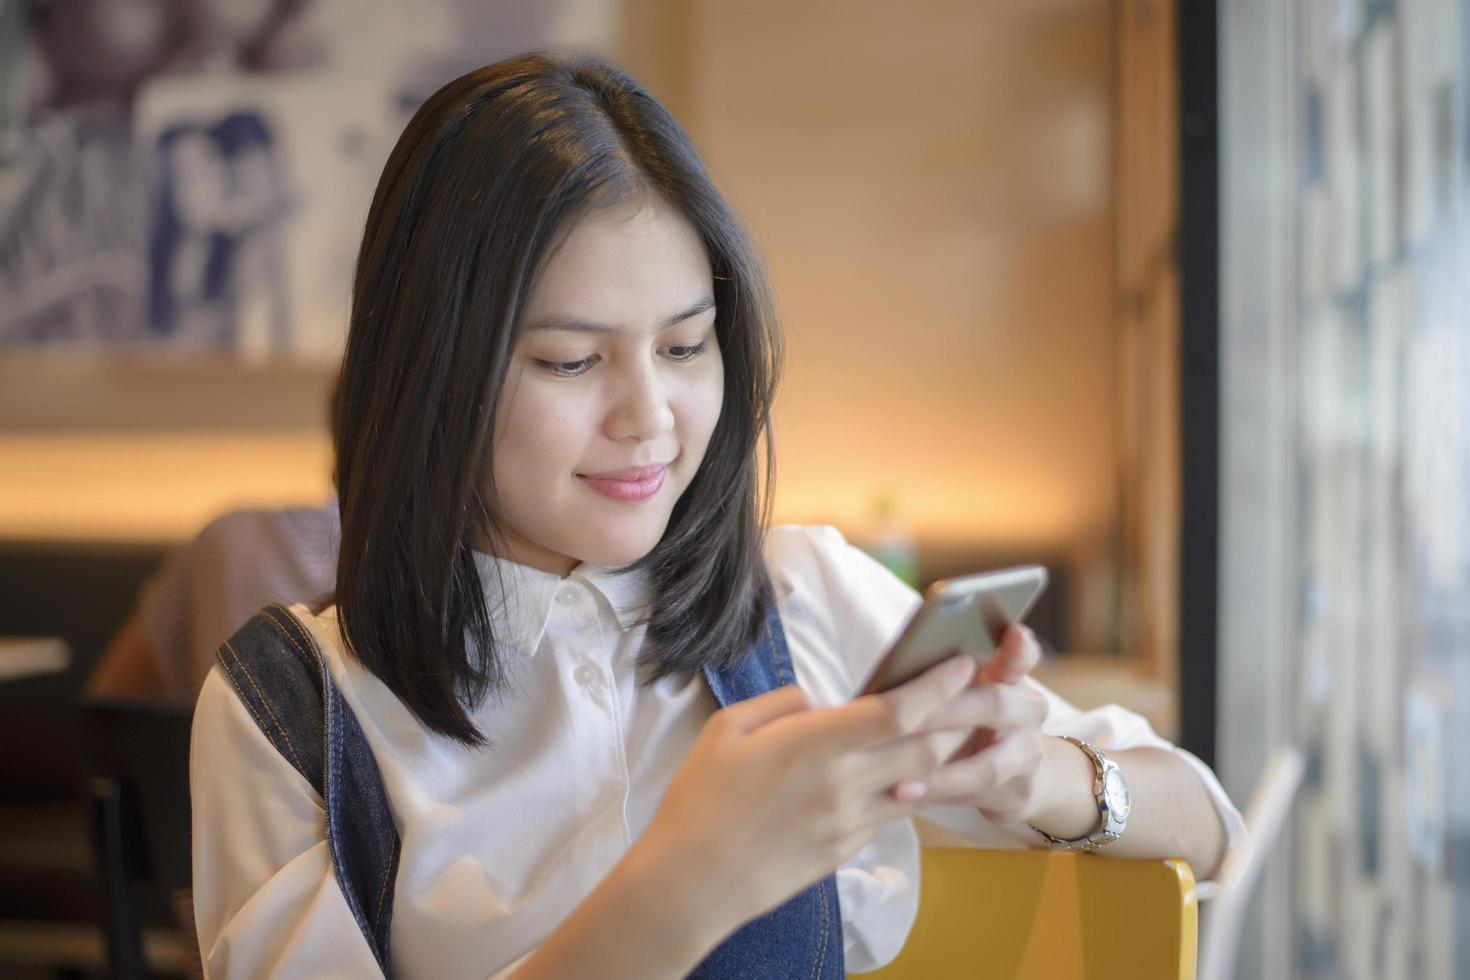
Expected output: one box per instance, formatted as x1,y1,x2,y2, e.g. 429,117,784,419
489,195,724,575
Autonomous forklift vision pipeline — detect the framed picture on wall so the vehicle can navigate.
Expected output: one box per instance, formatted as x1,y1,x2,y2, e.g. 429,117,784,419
0,0,604,429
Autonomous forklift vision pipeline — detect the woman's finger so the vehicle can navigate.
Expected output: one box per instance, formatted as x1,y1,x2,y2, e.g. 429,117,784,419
916,730,1038,804
852,727,974,795
862,786,939,824
977,624,1041,684
920,681,1048,733
778,653,977,757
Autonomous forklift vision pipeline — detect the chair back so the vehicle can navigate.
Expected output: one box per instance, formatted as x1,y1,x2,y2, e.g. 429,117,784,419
1197,746,1304,980
0,541,168,798
859,847,1198,980
82,696,194,978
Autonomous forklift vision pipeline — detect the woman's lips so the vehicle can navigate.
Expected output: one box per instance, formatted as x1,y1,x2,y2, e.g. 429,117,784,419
576,465,668,501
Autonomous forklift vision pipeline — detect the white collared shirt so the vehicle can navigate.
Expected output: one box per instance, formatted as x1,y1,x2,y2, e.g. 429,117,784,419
190,524,1247,978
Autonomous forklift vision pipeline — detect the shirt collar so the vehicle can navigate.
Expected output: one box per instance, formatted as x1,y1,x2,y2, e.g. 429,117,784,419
471,551,653,658
577,562,655,632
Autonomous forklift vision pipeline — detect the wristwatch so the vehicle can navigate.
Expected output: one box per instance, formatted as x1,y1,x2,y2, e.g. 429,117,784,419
1029,736,1130,851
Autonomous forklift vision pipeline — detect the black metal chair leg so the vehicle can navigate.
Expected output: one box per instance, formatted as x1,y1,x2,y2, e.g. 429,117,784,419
90,776,147,979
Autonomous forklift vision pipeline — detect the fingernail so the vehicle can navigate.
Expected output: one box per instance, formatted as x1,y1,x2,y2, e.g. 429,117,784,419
896,780,927,802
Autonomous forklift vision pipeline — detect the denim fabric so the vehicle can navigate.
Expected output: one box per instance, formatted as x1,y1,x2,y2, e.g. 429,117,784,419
692,602,846,979
217,605,399,972
219,600,843,979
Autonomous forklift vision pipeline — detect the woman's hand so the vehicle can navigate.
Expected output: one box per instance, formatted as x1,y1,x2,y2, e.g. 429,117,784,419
632,652,981,942
899,624,1059,824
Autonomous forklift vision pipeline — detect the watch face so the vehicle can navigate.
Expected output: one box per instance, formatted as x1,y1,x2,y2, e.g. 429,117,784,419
1104,768,1131,820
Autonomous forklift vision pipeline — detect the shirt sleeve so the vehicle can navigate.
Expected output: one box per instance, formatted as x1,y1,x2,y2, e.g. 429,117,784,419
190,666,386,978
767,524,928,973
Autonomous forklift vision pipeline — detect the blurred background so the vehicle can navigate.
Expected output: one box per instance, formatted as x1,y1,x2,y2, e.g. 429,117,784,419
0,0,1466,977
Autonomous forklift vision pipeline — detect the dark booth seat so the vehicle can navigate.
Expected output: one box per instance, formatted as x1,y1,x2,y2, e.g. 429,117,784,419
0,538,175,975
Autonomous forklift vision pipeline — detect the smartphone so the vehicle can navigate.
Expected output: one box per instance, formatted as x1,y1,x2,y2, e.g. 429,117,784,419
856,565,1048,696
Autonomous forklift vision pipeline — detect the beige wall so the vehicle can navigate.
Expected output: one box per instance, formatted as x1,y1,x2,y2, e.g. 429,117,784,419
653,1,1122,649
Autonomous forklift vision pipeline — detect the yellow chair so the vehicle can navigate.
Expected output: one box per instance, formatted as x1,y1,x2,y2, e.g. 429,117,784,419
856,847,1197,980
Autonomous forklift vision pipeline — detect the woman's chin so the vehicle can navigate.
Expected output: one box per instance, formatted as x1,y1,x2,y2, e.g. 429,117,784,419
573,526,668,568
580,542,655,569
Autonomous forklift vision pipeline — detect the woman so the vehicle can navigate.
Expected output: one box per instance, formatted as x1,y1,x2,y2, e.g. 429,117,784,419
190,50,1245,977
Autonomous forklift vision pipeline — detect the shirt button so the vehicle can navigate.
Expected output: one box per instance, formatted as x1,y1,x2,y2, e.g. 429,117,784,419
556,588,577,606
574,664,596,687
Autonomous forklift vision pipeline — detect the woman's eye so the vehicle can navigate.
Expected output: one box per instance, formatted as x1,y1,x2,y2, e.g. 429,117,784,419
535,356,597,377
665,341,707,362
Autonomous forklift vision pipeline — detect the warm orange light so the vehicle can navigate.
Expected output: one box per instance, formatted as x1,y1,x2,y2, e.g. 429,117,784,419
0,433,333,543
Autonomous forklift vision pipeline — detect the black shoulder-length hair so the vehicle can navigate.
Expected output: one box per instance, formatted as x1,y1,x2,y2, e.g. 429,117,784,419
334,50,783,745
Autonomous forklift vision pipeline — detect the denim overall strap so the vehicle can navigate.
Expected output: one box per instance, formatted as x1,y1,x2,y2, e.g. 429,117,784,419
692,603,846,980
216,604,401,974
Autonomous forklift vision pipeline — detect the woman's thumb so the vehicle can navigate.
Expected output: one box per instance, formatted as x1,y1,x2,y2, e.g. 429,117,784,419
720,684,811,734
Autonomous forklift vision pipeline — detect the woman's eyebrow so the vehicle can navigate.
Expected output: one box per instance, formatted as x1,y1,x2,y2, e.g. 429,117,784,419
525,296,716,334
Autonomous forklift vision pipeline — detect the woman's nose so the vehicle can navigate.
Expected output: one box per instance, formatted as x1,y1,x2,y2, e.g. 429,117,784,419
605,364,675,441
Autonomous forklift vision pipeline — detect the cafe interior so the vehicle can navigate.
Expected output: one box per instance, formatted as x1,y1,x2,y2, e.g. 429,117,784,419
1,0,1467,977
